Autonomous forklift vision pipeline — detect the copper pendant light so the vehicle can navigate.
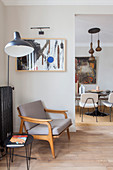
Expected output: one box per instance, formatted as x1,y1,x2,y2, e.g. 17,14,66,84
89,34,94,55
88,27,102,61
95,33,102,52
88,54,95,61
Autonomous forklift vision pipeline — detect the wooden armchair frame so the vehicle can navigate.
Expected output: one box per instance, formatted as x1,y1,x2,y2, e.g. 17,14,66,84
17,107,71,158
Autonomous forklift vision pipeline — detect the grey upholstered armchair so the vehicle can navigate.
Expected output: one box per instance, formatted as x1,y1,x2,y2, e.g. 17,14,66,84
17,100,72,158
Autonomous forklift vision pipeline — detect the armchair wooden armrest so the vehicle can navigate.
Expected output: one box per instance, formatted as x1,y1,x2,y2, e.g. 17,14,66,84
18,115,53,137
18,115,52,125
44,108,68,118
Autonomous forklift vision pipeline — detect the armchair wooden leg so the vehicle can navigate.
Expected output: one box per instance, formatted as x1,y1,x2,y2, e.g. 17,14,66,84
48,137,55,158
19,120,24,133
67,128,70,140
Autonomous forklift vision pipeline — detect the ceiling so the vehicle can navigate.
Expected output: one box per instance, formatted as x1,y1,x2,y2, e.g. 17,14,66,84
75,15,113,47
1,0,113,6
1,1,113,46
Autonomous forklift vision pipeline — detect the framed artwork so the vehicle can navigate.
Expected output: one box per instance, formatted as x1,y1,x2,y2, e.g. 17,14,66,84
75,57,96,84
16,38,66,71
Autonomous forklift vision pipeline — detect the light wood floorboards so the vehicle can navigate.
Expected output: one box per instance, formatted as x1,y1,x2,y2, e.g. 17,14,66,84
1,126,113,170
75,106,113,126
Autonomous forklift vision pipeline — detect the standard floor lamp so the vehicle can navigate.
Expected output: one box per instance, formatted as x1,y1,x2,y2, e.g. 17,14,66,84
4,31,34,85
0,32,34,158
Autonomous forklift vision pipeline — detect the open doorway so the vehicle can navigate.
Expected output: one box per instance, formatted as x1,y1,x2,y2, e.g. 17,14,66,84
75,14,113,126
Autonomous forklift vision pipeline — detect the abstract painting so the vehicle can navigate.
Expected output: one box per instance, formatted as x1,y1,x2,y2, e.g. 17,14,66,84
75,57,96,84
16,38,66,71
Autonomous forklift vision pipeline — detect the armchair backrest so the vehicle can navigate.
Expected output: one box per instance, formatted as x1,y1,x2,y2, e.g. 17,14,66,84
18,100,47,130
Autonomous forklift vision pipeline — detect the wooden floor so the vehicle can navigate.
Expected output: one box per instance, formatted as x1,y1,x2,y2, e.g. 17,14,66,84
75,106,113,126
1,126,113,170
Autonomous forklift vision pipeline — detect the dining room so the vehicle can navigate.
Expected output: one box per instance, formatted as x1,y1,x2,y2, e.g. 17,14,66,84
75,14,113,126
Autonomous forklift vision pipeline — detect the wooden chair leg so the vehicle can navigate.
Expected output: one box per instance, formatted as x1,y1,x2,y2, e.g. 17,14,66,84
49,137,55,158
67,128,70,140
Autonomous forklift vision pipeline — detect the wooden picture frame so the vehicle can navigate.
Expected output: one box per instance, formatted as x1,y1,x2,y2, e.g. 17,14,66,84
16,38,66,72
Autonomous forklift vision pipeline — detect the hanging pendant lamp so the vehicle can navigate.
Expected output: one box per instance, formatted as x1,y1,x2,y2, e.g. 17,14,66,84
4,32,34,57
95,33,102,52
89,34,94,55
88,27,102,61
88,54,95,61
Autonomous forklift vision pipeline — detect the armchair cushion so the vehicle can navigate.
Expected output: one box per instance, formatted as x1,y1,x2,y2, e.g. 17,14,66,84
19,100,47,130
28,118,72,135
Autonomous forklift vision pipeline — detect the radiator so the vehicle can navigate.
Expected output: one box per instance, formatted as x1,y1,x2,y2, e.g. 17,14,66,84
0,86,13,146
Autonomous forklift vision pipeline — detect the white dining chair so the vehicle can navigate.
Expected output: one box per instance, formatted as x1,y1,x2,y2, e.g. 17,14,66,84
79,93,98,122
103,93,113,122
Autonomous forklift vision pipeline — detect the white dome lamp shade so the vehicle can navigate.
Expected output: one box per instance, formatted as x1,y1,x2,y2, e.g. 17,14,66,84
4,32,34,57
4,32,34,86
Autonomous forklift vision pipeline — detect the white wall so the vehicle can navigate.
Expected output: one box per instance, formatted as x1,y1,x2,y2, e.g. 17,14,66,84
5,5,76,132
76,46,113,91
4,5,113,132
0,1,6,85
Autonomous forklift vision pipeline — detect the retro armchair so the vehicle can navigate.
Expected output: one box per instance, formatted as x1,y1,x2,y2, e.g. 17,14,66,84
17,100,72,158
